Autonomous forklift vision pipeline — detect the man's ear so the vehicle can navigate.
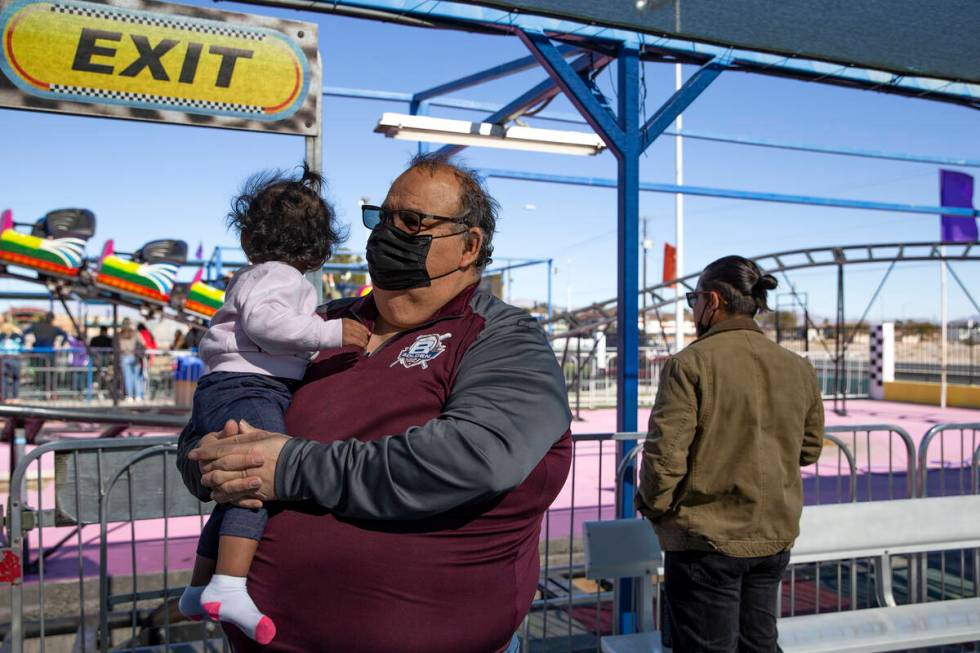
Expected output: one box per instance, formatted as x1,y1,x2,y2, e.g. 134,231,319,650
708,290,722,311
460,227,483,269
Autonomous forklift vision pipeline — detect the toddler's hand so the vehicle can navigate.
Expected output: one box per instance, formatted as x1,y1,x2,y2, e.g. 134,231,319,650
341,318,370,349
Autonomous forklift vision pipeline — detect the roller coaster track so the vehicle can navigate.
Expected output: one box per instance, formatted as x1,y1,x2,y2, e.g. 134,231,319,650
547,241,979,340
0,266,207,331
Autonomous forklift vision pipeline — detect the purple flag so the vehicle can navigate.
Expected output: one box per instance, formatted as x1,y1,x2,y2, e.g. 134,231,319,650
195,242,204,259
940,170,977,242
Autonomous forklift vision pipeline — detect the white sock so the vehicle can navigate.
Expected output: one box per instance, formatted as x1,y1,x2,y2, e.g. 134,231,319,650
178,585,206,621
201,574,276,645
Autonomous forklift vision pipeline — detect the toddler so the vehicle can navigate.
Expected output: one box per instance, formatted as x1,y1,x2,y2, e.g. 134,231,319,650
177,166,370,643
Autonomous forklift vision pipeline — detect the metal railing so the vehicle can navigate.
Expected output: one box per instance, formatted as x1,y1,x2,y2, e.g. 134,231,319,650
2,338,954,411
0,349,201,407
805,353,871,400
894,325,979,385
916,423,980,610
560,349,872,411
522,422,980,651
2,435,224,653
0,404,208,653
2,420,977,653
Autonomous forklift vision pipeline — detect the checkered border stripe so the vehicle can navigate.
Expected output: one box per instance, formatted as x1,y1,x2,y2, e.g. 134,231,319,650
51,4,266,40
869,325,884,387
51,84,264,114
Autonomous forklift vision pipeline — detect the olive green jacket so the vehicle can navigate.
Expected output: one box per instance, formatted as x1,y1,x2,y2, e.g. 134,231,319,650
636,316,824,557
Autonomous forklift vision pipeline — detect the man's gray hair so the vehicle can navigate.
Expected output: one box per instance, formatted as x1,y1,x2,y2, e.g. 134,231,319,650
406,152,498,269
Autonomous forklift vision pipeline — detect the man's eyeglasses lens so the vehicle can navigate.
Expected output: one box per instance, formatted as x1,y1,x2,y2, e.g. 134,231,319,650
361,205,428,235
362,205,382,230
685,292,699,309
361,205,466,236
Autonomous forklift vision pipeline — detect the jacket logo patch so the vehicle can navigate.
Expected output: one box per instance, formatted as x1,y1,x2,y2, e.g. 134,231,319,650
391,333,452,370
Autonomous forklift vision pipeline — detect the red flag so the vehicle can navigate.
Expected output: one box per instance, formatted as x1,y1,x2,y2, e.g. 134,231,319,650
663,243,677,284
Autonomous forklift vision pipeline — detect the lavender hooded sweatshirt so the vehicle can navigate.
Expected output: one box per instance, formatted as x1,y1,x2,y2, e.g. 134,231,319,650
200,261,342,380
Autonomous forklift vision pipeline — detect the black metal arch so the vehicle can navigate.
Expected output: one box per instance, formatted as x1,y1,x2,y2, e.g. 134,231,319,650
547,241,978,340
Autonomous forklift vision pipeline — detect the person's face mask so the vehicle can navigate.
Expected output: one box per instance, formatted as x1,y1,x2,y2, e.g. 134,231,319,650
366,223,464,291
694,291,718,337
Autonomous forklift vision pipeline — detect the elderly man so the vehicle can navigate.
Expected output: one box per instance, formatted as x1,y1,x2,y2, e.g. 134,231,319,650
177,154,572,653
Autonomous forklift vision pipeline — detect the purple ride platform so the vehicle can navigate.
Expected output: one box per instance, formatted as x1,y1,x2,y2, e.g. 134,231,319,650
2,400,977,584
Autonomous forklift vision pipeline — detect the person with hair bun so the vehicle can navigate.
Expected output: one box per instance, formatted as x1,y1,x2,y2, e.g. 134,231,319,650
637,255,825,652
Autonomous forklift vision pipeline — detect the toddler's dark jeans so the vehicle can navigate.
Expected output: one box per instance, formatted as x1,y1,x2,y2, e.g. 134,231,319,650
192,371,294,558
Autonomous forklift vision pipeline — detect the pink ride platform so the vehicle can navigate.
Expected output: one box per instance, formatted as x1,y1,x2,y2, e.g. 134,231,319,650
1,401,976,583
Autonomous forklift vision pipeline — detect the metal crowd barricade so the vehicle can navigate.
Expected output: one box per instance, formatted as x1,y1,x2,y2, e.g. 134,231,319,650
1,347,97,404
916,422,980,611
0,349,190,407
823,424,916,503
523,431,633,651
0,416,970,653
523,423,919,652
974,444,980,501
918,423,980,499
793,425,920,611
0,410,226,653
558,349,872,412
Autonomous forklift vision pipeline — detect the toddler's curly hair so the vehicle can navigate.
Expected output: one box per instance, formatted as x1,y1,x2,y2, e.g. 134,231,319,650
227,164,346,272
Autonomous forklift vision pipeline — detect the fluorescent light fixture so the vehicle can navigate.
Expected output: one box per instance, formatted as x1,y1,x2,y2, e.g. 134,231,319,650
374,112,607,156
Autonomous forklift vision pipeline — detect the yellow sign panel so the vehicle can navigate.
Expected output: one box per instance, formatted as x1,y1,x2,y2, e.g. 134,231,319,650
0,0,317,131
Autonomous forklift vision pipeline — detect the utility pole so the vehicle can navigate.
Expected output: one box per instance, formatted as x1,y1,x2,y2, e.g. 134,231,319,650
673,63,685,354
642,216,651,341
940,245,948,408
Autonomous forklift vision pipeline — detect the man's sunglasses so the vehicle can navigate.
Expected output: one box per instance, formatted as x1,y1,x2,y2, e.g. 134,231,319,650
685,291,710,309
361,205,467,236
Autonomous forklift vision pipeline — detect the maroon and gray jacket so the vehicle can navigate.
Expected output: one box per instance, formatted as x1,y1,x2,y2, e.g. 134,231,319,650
177,284,572,653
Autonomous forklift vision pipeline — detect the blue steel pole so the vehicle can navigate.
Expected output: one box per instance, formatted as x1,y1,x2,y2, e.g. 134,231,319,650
480,168,980,218
410,99,430,155
519,27,641,633
615,44,642,635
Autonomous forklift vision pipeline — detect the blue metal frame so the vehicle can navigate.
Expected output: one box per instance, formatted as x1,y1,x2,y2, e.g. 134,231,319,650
483,257,550,275
511,29,725,634
409,99,430,154
307,1,980,108
412,44,579,156
411,45,577,104
519,30,625,153
483,256,554,320
435,51,611,157
481,168,980,218
641,55,731,150
614,43,640,500
296,4,977,637
326,85,980,168
322,262,369,271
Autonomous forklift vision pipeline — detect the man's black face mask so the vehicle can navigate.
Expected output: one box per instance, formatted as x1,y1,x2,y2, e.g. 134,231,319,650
366,224,463,291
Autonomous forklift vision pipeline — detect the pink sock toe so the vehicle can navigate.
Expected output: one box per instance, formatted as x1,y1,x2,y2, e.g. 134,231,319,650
255,616,277,645
202,601,221,621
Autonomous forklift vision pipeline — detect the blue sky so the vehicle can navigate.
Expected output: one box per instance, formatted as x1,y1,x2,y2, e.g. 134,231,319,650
1,0,978,324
